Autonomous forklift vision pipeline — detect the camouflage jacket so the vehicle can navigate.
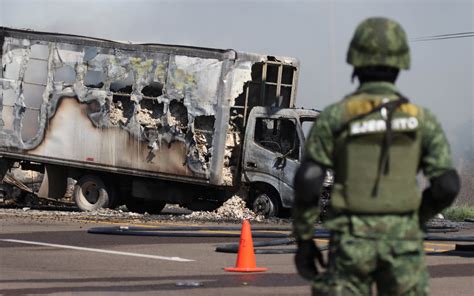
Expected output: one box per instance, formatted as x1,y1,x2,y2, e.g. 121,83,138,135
293,81,454,240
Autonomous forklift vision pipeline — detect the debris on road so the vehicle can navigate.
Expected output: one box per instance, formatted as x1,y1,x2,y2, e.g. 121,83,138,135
184,195,264,222
0,196,268,225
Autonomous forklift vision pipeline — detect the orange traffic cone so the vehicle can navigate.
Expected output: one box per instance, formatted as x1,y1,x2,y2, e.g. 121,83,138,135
224,219,268,272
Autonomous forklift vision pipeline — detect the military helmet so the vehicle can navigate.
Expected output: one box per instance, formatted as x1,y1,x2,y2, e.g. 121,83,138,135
347,17,410,69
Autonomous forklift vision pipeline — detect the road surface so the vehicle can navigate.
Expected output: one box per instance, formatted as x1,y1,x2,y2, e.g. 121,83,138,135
1,214,473,295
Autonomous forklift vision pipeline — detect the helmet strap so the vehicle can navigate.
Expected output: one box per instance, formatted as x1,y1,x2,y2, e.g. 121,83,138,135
351,69,357,83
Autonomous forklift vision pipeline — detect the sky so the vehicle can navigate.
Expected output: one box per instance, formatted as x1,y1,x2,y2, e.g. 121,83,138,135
1,0,473,163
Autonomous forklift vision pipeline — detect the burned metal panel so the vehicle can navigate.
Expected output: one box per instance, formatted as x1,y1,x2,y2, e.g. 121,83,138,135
209,58,235,185
0,27,235,61
0,27,300,186
29,99,191,176
223,54,300,186
0,34,226,180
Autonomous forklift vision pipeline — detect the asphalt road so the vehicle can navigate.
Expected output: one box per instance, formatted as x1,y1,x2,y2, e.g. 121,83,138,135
1,216,473,295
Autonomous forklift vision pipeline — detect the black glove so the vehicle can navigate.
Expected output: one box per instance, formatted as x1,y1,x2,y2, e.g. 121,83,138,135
419,169,460,225
295,239,327,280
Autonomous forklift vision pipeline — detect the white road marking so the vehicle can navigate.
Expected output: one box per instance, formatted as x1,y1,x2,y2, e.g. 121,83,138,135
0,239,194,262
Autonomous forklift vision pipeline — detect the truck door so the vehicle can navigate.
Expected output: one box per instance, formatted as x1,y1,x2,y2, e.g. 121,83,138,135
270,118,301,206
243,116,301,207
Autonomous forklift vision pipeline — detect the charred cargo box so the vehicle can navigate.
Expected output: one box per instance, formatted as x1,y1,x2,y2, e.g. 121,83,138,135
0,27,318,217
0,27,299,189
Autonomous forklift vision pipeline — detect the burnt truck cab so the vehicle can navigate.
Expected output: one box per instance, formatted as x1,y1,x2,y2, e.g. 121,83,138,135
243,107,320,217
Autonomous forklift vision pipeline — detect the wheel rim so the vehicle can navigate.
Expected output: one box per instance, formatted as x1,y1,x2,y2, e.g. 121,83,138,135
81,181,100,204
253,194,275,217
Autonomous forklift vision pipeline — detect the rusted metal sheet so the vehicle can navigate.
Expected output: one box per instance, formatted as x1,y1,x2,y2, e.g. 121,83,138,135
0,27,299,186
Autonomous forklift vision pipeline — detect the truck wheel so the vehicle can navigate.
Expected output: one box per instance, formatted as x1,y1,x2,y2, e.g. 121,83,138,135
73,175,116,211
252,193,280,218
125,198,166,214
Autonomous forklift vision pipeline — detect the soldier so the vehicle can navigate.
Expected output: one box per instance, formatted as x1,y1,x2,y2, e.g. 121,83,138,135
292,17,460,295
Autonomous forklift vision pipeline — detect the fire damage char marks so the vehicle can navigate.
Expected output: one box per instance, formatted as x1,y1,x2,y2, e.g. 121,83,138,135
109,96,134,126
0,37,229,178
223,125,241,185
193,115,215,172
29,99,192,177
168,100,189,132
1,30,299,186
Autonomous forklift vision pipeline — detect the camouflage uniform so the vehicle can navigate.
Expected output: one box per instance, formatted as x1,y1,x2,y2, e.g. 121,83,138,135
293,17,454,295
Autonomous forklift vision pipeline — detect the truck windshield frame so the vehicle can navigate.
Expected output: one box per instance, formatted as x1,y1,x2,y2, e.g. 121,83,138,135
254,117,300,160
300,116,317,141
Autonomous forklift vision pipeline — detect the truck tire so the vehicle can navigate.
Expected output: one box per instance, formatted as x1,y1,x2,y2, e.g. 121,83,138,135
73,175,116,211
251,192,280,218
125,198,166,214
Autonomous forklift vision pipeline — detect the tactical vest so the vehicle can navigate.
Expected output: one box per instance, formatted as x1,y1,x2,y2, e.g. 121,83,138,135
330,94,423,213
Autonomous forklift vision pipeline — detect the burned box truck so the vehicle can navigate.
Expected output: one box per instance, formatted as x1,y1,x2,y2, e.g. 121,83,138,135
0,27,321,217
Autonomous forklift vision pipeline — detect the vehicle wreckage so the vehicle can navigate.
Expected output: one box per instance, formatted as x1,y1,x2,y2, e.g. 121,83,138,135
0,27,328,217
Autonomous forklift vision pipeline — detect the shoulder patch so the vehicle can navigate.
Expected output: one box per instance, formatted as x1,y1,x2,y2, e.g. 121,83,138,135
346,98,382,116
398,103,419,116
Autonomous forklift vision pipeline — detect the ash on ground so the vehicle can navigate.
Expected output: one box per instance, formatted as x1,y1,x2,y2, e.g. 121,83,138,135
0,194,268,224
184,195,264,222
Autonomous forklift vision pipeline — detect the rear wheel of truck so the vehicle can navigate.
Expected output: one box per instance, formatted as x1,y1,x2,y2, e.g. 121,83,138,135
251,192,280,218
125,198,166,214
73,175,117,211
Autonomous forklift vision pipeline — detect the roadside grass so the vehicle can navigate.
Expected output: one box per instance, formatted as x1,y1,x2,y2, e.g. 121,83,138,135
443,206,474,221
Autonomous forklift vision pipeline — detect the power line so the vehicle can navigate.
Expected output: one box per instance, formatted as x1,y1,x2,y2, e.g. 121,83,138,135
412,35,474,42
411,32,474,42
415,31,474,39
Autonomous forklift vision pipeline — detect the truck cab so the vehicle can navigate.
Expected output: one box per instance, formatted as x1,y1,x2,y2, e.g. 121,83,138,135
243,107,321,217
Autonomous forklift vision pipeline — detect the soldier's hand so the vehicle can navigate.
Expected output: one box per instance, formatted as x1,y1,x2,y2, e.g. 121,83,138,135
295,239,327,280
